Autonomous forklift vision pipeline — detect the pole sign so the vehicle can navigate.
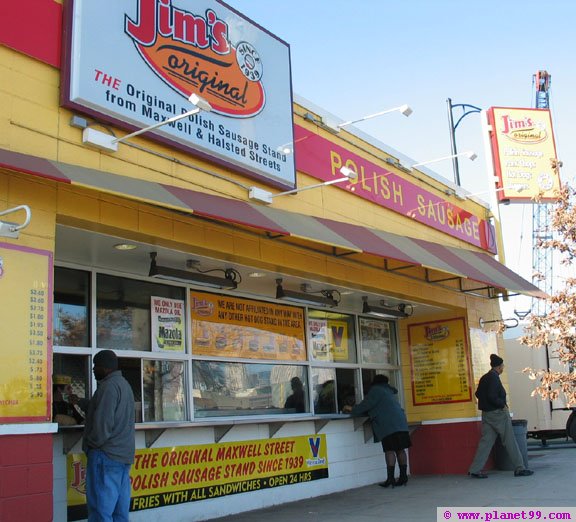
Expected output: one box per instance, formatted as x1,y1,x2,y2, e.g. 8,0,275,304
61,0,295,188
487,107,561,203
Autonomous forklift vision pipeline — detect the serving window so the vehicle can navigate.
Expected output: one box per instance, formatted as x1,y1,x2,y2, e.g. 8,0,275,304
52,265,402,424
192,361,308,417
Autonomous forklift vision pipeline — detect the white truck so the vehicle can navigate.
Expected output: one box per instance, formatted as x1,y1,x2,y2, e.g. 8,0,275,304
503,323,575,444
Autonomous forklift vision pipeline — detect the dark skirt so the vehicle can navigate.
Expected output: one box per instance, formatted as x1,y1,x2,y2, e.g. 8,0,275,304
381,431,412,452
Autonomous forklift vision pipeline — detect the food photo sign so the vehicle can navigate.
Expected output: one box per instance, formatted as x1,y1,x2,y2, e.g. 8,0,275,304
61,0,295,188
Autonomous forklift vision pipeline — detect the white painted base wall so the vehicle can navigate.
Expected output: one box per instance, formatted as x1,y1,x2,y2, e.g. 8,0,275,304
53,418,388,521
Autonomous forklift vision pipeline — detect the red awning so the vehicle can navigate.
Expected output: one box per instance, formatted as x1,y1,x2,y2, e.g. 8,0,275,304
0,148,545,298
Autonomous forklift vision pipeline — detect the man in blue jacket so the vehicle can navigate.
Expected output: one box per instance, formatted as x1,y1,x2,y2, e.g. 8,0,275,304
468,354,533,479
83,350,135,521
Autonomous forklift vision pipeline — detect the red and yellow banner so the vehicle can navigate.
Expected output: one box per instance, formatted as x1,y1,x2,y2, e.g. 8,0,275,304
408,318,472,405
488,107,561,203
294,125,497,253
190,291,306,360
0,243,52,422
67,434,328,519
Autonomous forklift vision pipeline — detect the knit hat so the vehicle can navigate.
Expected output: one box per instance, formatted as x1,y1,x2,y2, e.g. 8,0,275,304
490,353,504,367
93,350,118,370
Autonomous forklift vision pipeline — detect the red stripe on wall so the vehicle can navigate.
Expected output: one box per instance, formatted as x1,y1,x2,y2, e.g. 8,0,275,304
0,0,63,68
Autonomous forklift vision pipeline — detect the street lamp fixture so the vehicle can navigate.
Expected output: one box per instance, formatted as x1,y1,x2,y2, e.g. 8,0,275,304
447,98,482,186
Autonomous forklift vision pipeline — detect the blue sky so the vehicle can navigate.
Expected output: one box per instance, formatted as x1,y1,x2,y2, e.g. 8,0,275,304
227,0,576,316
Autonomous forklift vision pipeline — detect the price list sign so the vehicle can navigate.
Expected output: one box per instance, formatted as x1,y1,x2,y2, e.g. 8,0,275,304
408,318,472,406
0,242,52,422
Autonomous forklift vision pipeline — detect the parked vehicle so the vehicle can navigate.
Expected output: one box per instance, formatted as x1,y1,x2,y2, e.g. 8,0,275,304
503,324,572,445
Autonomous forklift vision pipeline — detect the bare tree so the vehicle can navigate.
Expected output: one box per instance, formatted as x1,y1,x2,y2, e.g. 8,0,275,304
520,184,576,406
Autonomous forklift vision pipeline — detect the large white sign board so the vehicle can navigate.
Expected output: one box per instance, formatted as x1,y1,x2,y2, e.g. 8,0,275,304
62,0,295,187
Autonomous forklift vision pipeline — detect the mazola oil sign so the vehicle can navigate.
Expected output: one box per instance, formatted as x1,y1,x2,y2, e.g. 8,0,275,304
62,0,295,187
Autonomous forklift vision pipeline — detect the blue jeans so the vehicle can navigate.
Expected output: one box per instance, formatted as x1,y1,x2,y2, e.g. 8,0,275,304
86,449,132,522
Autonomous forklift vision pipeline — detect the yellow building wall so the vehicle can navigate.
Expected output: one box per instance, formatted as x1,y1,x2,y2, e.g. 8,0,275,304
0,47,491,253
0,46,506,424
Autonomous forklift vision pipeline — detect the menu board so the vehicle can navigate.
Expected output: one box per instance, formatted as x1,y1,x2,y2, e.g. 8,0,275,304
0,242,52,422
408,318,472,406
190,291,306,361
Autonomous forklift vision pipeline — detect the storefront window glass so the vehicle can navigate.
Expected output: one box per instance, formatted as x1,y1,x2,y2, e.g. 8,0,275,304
192,361,308,417
52,353,90,425
308,310,356,363
359,317,396,365
311,368,337,414
53,267,90,347
117,357,144,423
96,274,186,352
143,359,186,422
53,263,404,424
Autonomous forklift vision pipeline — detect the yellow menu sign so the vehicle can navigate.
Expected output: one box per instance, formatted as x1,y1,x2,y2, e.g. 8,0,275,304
190,291,306,360
0,243,52,421
408,318,472,406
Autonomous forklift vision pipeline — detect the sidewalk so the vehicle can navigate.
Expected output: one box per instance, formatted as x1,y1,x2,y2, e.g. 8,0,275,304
209,441,576,521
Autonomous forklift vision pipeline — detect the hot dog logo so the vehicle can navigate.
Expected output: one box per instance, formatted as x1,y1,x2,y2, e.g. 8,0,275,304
125,0,265,117
500,114,547,144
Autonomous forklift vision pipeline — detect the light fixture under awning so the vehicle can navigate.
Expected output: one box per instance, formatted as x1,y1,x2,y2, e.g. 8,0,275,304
0,147,545,299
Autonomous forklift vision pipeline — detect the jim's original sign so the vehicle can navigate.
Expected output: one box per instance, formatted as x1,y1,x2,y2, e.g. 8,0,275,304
487,107,561,203
62,0,295,187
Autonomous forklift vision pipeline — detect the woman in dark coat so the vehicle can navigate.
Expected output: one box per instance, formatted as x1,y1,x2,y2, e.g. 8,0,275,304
344,375,411,487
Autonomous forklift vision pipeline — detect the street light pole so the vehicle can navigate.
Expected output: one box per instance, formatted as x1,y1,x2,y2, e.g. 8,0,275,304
446,98,482,186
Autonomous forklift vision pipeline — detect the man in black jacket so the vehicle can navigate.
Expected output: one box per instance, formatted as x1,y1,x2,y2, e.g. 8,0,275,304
83,350,135,520
468,354,534,478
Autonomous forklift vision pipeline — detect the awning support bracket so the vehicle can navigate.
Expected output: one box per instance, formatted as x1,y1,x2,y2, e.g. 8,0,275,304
425,269,462,284
386,264,418,272
333,248,357,257
145,429,165,448
268,422,285,438
265,232,285,240
314,419,330,433
214,424,233,443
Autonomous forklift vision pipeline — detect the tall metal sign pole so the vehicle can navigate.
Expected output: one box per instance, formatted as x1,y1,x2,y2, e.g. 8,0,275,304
532,70,553,317
447,98,482,186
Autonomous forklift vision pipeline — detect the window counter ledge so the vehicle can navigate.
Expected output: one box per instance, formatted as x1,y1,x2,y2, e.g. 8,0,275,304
57,414,355,449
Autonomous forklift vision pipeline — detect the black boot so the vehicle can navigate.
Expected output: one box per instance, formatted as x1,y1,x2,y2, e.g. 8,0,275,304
379,466,396,488
396,465,408,486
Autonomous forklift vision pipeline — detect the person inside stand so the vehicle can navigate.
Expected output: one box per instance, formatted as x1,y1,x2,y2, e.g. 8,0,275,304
343,374,411,488
284,376,306,413
468,353,534,478
52,374,86,426
315,379,337,413
83,350,135,521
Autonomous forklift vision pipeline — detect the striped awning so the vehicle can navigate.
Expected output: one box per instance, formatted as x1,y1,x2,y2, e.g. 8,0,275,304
0,148,545,298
